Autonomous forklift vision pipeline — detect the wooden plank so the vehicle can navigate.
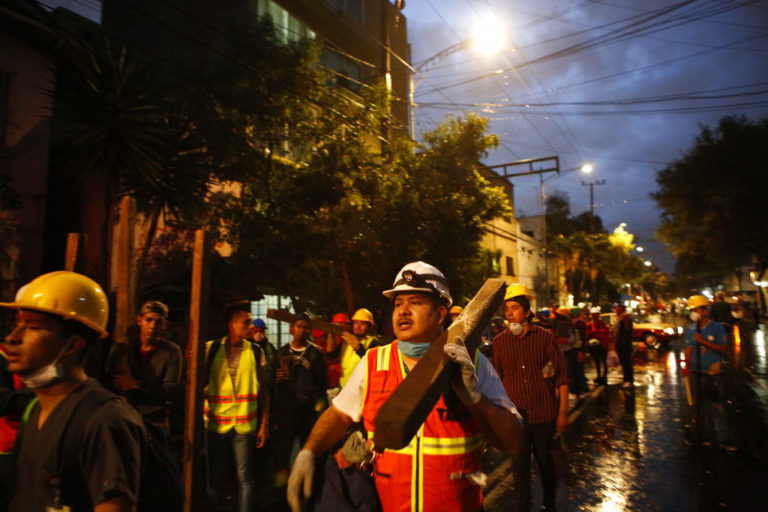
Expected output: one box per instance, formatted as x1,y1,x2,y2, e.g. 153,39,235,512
64,233,88,273
372,278,507,451
267,309,349,337
267,308,394,344
183,230,211,512
114,196,136,344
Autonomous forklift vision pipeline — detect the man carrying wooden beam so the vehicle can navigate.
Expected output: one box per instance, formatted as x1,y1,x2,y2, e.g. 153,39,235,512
287,261,522,512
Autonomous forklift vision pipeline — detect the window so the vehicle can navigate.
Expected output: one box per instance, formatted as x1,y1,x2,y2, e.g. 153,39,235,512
321,0,363,23
506,256,515,276
250,294,294,348
256,0,315,43
320,48,362,92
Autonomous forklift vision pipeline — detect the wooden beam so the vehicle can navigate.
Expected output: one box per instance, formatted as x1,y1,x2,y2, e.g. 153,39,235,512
183,230,211,512
372,278,507,451
64,233,88,273
267,309,348,337
267,308,393,343
114,196,136,344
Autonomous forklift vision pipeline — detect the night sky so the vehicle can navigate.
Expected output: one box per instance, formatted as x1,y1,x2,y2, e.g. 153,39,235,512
404,0,768,273
44,0,768,273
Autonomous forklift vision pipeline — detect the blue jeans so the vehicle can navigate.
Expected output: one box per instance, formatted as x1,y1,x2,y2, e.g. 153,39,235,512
206,429,256,512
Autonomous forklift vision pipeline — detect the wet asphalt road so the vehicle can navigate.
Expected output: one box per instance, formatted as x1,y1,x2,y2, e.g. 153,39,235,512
483,321,768,512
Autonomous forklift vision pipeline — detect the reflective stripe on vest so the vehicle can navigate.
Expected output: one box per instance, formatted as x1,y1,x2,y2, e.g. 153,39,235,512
203,338,260,434
361,341,483,512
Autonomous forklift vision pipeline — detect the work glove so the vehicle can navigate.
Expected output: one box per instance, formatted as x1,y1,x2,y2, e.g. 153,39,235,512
444,336,482,404
287,449,314,512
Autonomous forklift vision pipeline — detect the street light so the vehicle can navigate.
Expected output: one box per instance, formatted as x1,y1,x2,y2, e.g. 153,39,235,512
637,246,644,252
409,15,507,136
644,260,652,267
471,14,506,56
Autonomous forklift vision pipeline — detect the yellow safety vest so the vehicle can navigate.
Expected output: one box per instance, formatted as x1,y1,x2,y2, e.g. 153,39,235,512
204,338,260,434
339,343,361,388
360,335,380,350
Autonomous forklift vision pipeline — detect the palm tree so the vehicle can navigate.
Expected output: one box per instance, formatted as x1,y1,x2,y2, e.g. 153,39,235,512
49,39,211,282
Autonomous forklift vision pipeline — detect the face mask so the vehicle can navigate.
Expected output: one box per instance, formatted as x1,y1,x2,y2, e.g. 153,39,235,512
20,338,73,389
689,311,701,322
731,310,743,319
509,323,523,336
398,341,431,358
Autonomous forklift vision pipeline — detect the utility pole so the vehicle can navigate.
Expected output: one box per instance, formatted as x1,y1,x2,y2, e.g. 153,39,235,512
581,179,606,232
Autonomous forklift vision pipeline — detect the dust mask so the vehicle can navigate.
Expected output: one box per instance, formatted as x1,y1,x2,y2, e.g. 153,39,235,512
20,338,73,389
509,323,523,336
689,311,701,322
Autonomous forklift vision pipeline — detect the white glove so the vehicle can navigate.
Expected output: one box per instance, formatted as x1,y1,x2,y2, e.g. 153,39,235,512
444,336,482,404
287,449,314,512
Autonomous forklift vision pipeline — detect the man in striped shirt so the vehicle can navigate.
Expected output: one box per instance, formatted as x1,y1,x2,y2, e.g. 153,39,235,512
492,283,569,512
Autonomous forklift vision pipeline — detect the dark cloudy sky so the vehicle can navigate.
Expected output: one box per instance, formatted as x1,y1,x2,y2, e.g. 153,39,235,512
403,0,768,273
44,0,768,274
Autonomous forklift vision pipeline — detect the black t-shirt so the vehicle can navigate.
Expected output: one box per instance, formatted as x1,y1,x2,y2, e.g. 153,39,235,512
274,343,328,409
9,379,145,512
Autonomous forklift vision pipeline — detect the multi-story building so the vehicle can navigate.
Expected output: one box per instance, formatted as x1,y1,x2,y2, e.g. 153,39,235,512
0,1,63,300
478,170,562,311
102,0,410,137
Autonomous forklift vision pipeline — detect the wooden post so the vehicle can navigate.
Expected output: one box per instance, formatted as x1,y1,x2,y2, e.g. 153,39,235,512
114,196,136,344
183,230,211,512
372,278,507,451
64,233,88,273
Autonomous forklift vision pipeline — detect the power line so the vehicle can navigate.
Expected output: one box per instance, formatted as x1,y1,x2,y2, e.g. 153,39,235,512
416,0,765,98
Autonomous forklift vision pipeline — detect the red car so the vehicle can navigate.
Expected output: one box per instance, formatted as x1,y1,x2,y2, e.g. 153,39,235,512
599,313,682,348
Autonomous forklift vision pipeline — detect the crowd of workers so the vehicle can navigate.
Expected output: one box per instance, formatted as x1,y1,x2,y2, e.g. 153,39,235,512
0,264,754,511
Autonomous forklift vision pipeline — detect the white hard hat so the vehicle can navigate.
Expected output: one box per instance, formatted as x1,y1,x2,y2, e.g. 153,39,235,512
382,261,453,307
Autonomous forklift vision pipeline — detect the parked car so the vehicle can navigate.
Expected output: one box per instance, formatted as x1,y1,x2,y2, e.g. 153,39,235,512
599,313,683,348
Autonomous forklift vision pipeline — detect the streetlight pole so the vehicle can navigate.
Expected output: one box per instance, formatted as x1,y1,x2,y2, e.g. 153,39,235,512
409,40,470,137
409,15,506,138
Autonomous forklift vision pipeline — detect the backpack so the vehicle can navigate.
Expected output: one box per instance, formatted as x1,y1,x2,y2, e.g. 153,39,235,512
17,386,184,512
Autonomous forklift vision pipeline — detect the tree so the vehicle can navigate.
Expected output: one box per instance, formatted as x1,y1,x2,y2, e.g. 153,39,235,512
652,116,768,302
221,110,510,316
545,193,665,304
48,40,212,282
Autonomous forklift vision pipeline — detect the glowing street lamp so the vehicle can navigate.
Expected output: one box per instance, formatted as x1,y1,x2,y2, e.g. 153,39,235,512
410,13,507,136
644,260,652,267
471,14,506,56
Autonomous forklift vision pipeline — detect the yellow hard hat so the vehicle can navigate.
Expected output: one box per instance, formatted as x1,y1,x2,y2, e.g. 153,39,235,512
504,283,529,302
0,271,109,338
688,294,710,309
449,305,463,315
352,308,375,324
